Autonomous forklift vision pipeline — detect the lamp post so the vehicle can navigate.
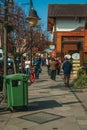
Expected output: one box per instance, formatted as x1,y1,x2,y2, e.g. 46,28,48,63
26,0,40,66
3,0,14,100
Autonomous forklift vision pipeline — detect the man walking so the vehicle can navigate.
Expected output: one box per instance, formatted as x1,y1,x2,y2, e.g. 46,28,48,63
62,57,72,87
49,57,57,80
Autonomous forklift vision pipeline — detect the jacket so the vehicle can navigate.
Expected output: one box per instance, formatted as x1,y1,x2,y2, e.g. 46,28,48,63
62,60,72,74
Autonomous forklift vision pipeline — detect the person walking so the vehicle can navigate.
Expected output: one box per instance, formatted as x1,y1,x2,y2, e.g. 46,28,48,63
46,56,51,75
62,57,72,87
49,57,57,80
25,57,31,76
55,57,61,75
33,56,40,79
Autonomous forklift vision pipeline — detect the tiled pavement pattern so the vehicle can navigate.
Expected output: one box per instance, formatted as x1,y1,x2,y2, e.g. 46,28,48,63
0,66,87,130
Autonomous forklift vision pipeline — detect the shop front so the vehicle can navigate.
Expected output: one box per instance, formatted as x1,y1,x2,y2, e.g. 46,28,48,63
56,31,84,65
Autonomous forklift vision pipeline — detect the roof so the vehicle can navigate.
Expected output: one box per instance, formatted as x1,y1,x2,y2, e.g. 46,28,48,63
48,4,87,17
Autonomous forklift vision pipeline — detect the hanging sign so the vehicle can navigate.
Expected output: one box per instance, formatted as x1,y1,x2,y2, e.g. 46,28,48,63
72,53,80,60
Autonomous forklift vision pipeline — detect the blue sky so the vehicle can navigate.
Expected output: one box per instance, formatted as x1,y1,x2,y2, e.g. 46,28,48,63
14,0,87,30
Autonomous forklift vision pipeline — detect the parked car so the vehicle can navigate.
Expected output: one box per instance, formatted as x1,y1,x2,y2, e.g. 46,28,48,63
0,58,14,74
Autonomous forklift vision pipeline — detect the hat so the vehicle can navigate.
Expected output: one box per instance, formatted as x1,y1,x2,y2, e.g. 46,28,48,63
64,54,71,59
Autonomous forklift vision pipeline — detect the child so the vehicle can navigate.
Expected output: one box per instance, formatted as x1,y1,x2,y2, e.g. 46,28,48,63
30,66,35,83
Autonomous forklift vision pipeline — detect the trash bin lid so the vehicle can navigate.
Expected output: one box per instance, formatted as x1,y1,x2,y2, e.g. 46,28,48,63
5,73,28,81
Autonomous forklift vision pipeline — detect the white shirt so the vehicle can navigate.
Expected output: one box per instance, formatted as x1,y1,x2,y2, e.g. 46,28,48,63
25,60,31,68
46,58,49,65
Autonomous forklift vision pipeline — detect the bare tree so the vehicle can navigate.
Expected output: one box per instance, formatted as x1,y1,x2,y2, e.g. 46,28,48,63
0,3,51,73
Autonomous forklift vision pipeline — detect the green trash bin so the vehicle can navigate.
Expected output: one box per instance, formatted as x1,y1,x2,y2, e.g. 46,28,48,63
5,73,28,110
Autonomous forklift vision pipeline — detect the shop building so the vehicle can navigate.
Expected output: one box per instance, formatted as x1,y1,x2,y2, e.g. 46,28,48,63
48,4,87,65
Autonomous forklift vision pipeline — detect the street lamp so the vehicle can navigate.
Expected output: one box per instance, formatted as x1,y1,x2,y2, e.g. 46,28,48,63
26,0,40,66
3,0,14,101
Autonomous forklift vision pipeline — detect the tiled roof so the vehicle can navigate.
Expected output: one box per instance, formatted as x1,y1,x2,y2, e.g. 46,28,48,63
48,4,87,17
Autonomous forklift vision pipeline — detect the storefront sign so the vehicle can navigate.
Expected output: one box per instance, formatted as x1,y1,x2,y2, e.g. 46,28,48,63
62,37,83,42
49,45,55,50
72,53,80,60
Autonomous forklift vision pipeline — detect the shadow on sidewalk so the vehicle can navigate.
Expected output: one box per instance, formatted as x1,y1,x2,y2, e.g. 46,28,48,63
0,100,62,113
28,100,62,111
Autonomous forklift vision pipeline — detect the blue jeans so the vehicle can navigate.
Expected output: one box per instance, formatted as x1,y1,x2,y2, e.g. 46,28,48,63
35,67,40,78
25,68,30,75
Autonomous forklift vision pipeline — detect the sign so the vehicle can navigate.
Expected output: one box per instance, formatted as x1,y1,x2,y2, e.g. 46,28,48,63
72,53,80,60
49,45,55,50
63,36,83,42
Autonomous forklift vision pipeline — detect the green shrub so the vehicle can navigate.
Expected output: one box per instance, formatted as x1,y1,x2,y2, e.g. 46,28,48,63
77,67,86,76
73,75,87,89
78,67,83,73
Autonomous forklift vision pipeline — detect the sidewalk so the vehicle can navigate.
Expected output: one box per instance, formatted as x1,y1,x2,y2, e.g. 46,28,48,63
0,66,87,130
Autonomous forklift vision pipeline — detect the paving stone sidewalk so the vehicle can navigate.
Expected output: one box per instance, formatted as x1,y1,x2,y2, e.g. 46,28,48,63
0,66,87,130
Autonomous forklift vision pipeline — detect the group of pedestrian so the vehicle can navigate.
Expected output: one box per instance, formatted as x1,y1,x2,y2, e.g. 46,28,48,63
24,54,72,87
24,55,42,83
46,55,72,87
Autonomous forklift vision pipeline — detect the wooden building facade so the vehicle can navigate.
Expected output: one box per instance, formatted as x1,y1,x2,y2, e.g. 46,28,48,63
48,4,87,65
